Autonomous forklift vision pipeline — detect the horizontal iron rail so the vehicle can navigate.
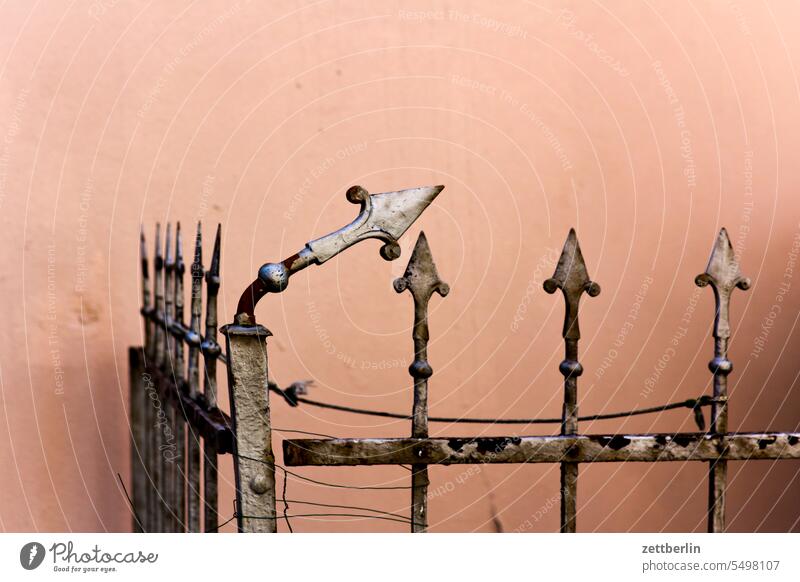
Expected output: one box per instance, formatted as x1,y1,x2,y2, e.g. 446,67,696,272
131,347,233,454
283,433,800,466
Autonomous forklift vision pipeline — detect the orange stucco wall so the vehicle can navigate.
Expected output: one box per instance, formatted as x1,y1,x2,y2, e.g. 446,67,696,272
1,0,799,532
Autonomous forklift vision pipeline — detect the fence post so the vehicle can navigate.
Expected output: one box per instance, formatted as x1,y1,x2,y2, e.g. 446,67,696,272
222,317,276,533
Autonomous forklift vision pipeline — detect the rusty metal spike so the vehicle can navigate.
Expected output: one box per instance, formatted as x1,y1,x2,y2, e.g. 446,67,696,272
140,226,149,282
192,222,203,272
208,224,221,280
543,228,601,341
185,223,203,532
202,223,221,532
393,231,449,533
695,227,751,341
175,222,184,276
543,229,600,534
154,223,163,270
165,223,174,270
695,228,750,533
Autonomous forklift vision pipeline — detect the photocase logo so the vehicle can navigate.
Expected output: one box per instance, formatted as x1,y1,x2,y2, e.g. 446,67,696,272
20,542,46,570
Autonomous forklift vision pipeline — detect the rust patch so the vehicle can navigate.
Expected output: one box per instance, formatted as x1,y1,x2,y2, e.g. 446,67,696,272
672,435,698,448
446,437,521,455
597,435,631,450
758,436,777,449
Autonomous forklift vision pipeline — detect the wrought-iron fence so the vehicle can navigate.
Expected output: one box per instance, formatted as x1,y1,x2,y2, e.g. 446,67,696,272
130,184,800,533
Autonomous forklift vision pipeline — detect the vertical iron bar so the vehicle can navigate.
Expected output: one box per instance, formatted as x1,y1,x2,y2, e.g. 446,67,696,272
202,225,221,532
222,318,276,533
695,228,750,533
393,232,449,533
130,229,150,532
185,223,203,532
153,223,165,532
173,223,187,532
544,229,600,533
164,224,177,532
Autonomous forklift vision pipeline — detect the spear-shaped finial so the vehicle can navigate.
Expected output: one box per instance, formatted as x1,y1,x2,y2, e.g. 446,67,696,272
544,228,600,534
695,228,750,533
202,224,222,533
695,228,751,342
154,223,166,369
543,229,601,341
236,184,444,323
393,231,449,533
140,227,152,354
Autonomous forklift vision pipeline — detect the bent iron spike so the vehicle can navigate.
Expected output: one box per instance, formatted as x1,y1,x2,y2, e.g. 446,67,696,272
695,228,750,533
236,184,444,322
544,228,600,533
394,232,449,533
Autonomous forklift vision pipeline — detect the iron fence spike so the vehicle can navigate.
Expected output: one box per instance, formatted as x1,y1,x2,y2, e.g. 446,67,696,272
155,223,163,269
696,227,750,533
175,222,184,274
165,223,173,269
209,224,221,278
140,226,149,280
544,228,599,534
393,231,449,533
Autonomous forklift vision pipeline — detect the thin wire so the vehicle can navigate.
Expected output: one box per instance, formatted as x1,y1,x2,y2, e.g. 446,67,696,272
230,454,413,490
239,513,413,525
283,499,412,522
117,473,143,532
282,472,293,533
272,387,715,425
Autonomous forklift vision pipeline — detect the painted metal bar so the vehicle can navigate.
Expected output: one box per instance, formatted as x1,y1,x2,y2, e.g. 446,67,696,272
172,223,187,532
283,433,800,466
393,232,449,532
185,223,203,532
695,228,750,532
222,322,276,532
544,229,600,533
202,225,221,532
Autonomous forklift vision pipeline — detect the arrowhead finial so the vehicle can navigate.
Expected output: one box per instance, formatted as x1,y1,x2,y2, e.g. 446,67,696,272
544,229,601,340
695,228,750,339
154,223,163,271
207,224,221,286
164,223,174,270
140,226,149,279
393,231,450,304
175,222,184,275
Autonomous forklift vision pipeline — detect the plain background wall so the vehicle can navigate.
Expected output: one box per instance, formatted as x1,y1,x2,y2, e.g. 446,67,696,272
1,0,799,532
